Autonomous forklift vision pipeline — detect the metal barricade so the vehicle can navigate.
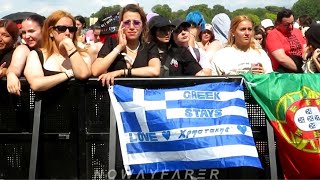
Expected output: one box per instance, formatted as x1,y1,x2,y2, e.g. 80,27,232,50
0,77,278,179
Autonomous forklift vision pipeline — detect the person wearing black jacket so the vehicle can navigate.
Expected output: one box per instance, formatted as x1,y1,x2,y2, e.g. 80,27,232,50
148,16,206,77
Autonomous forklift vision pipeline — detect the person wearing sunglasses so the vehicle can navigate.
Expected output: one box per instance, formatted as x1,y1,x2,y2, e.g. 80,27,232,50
24,10,92,92
0,19,19,79
185,11,206,49
92,4,160,87
171,19,213,76
265,9,306,72
6,14,45,96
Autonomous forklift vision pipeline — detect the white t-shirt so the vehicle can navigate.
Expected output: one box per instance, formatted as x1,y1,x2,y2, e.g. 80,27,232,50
212,46,273,75
188,46,211,69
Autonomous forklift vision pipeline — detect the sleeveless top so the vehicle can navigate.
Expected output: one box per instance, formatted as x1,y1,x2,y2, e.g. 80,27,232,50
34,49,61,76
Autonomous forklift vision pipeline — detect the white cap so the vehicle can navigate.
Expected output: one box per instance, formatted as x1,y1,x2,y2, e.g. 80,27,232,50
204,23,213,31
261,19,274,29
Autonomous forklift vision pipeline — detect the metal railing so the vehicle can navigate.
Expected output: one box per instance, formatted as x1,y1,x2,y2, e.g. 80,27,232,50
0,77,278,179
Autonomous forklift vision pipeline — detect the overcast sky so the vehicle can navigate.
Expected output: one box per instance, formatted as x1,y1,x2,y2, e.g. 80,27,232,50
0,0,298,19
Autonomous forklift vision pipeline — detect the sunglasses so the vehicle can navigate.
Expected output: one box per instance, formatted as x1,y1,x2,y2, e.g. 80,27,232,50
158,26,174,33
53,26,78,33
122,20,142,28
174,27,189,34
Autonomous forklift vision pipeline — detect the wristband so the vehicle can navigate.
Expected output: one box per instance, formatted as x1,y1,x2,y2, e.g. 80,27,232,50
64,69,74,78
113,47,121,54
68,50,77,58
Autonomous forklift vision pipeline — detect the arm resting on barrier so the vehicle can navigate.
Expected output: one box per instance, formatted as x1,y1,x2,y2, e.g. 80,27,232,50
23,50,70,92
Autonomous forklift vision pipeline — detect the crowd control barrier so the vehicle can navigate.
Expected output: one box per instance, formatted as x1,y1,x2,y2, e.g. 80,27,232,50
0,77,279,179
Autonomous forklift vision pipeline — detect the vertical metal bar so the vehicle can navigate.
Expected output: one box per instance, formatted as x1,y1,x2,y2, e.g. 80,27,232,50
28,99,42,179
266,121,278,179
107,101,117,180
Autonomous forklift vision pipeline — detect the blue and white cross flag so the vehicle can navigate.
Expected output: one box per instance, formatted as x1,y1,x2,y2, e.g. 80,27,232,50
108,82,262,175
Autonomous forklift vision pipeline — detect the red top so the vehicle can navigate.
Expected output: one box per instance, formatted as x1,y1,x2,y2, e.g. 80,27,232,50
266,28,306,70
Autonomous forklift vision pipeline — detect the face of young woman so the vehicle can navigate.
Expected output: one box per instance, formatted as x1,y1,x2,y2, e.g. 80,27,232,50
254,34,263,45
173,26,190,46
156,26,173,43
21,19,42,48
233,20,253,47
201,30,212,43
76,20,83,33
0,27,14,51
52,17,76,44
121,11,143,41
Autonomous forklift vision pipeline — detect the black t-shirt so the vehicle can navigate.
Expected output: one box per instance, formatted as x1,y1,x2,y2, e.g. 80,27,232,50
97,38,159,72
163,46,202,76
0,47,15,68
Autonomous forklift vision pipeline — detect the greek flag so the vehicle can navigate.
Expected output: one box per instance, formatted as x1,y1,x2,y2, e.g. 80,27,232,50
108,82,262,175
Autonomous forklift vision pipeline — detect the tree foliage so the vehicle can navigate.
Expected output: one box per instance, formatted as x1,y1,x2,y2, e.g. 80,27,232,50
87,4,288,27
292,0,320,21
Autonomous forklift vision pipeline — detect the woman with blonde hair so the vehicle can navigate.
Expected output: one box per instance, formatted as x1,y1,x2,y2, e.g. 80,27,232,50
212,15,273,75
92,4,160,86
24,10,92,91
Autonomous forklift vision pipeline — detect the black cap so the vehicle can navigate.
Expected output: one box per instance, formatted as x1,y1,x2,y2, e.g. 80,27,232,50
148,15,175,30
305,23,320,49
171,19,191,30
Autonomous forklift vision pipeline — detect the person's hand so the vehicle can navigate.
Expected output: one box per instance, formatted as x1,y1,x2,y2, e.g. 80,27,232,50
59,36,76,53
98,70,123,87
251,63,264,74
6,72,21,96
0,62,6,78
312,48,320,62
117,22,127,50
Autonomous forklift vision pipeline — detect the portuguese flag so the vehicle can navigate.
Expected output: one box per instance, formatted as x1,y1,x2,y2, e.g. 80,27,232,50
243,73,320,179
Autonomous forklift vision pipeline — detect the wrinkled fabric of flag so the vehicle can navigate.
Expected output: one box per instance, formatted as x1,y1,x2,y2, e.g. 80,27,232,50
243,73,320,179
108,82,262,175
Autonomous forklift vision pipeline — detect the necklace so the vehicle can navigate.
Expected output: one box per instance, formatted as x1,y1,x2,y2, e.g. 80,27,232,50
126,42,140,53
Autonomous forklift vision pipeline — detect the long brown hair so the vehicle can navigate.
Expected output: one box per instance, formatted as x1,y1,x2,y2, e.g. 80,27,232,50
227,15,256,50
42,10,77,57
119,4,148,43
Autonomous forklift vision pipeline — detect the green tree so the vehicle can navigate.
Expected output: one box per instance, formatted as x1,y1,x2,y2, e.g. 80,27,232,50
265,6,285,13
292,0,320,21
210,5,231,21
185,4,212,23
91,5,121,19
246,14,260,26
263,12,277,22
152,4,172,19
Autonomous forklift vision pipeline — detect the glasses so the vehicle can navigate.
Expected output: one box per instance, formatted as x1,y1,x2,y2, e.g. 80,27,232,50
122,20,142,28
174,27,189,34
282,22,294,27
53,26,78,33
158,26,173,33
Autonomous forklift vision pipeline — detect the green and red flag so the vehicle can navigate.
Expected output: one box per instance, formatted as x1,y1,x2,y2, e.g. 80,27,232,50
243,73,320,179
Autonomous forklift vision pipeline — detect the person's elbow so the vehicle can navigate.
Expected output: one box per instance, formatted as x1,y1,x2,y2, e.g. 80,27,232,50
29,81,47,92
91,61,104,77
75,69,91,80
151,67,160,77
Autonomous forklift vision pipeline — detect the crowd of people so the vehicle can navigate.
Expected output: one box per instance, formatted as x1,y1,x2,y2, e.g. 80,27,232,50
1,4,320,93
1,3,320,179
